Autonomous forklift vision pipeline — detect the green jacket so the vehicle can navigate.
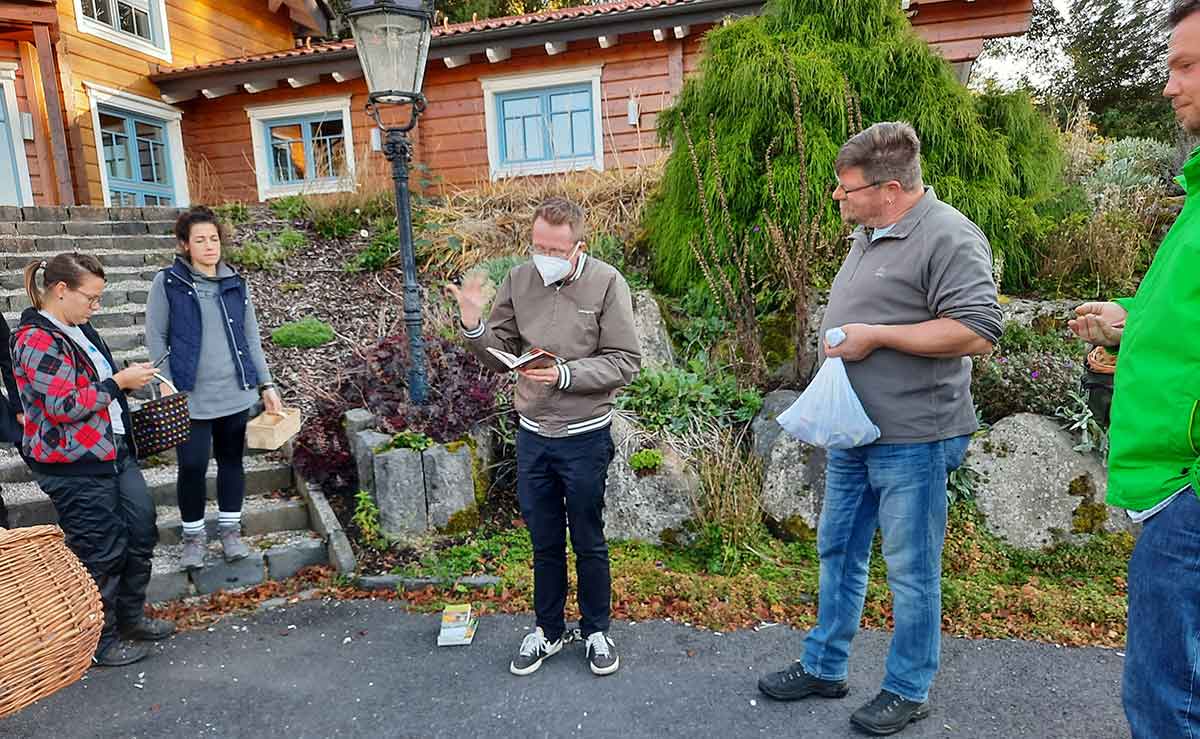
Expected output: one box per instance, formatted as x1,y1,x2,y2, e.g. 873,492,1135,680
1107,147,1200,510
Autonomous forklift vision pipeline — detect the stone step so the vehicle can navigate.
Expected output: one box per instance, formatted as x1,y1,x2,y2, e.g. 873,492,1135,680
0,205,185,223
0,456,294,525
0,280,152,313
155,493,311,545
0,220,176,237
0,234,177,253
0,249,171,270
147,529,328,603
0,264,159,290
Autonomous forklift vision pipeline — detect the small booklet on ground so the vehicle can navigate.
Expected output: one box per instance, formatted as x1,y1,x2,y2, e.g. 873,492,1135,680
437,604,479,647
486,347,559,370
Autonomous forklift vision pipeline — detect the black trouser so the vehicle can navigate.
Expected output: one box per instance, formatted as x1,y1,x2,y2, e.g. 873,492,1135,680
0,487,8,528
32,437,157,648
176,411,249,523
516,426,615,640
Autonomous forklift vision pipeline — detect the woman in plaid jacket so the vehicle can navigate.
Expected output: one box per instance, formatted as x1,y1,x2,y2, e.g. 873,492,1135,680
10,253,175,667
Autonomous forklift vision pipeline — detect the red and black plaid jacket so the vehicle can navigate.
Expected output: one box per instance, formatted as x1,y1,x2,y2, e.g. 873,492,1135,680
10,308,132,477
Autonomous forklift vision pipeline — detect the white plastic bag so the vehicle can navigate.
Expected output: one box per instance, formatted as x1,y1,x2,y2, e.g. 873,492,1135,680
776,328,881,449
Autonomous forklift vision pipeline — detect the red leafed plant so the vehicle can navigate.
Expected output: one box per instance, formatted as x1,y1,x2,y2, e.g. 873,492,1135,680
293,333,509,496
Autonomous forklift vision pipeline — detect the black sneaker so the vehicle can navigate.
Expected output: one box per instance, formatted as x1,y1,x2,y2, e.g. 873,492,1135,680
757,661,849,701
120,615,176,641
509,627,563,676
92,639,149,667
849,690,931,735
584,631,619,676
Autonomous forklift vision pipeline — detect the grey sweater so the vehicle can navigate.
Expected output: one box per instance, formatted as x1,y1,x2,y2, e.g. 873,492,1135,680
820,187,1003,444
145,261,273,420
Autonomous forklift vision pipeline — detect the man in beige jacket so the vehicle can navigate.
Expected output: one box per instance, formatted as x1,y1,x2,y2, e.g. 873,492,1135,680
447,197,640,677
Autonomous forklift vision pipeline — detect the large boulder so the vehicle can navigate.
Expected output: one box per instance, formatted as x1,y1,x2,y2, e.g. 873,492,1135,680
373,447,427,537
750,390,827,538
631,290,674,370
423,444,477,530
603,414,698,543
967,413,1135,549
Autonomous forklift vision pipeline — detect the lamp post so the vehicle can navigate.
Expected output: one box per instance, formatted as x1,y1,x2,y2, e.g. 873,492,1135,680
347,0,435,404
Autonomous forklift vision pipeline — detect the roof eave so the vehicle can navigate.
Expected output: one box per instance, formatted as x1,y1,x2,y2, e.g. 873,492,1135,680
151,0,761,96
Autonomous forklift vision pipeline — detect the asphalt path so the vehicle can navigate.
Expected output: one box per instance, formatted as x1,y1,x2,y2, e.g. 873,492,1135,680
1,598,1127,738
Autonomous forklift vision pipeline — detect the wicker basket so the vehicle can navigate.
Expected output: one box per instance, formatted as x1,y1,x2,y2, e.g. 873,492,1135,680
0,525,103,720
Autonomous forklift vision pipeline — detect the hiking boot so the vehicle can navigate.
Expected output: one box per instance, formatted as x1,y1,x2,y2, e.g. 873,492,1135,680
219,525,250,562
180,531,206,570
120,615,176,641
758,661,850,701
92,639,149,667
849,690,931,735
509,627,563,676
585,631,620,676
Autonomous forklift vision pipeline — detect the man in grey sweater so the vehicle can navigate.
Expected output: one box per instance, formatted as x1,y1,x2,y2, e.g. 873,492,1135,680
757,122,1002,736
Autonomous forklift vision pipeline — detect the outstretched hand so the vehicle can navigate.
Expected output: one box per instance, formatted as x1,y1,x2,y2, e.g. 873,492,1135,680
1068,302,1126,347
444,271,490,330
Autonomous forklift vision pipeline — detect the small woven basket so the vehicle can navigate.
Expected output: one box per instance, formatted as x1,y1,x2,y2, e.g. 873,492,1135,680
0,525,103,719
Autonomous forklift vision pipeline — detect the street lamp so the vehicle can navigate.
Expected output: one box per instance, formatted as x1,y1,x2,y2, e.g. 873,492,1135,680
347,0,435,404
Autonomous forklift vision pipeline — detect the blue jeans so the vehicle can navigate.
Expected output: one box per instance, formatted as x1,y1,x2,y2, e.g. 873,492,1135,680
801,435,970,703
1123,488,1200,739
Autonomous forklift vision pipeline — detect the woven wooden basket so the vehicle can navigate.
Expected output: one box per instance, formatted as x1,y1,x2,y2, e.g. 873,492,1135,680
0,525,103,720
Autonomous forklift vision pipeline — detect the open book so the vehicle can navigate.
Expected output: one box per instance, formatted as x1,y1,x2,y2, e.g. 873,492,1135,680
437,603,479,647
486,347,559,370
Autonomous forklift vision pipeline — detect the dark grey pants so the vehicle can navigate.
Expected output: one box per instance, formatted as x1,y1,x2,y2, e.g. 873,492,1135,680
33,437,157,649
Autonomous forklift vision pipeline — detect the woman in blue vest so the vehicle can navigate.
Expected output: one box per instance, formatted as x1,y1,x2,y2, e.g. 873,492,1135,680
146,206,281,571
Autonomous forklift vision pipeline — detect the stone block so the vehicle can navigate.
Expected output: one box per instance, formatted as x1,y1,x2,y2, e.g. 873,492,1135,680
110,220,150,235
344,408,375,434
108,207,142,221
604,415,698,543
0,205,22,221
423,443,476,529
350,429,391,493
15,221,62,236
145,570,192,603
968,413,1135,549
631,290,674,370
356,575,404,591
66,206,109,221
266,539,328,580
457,575,501,589
22,206,68,221
190,552,265,594
374,447,427,536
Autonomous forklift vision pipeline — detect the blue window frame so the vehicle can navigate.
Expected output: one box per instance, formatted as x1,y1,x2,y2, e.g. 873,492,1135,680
263,113,347,187
496,83,594,166
98,106,173,206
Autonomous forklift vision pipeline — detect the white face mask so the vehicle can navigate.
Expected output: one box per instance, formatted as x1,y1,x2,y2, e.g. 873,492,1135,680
532,242,581,286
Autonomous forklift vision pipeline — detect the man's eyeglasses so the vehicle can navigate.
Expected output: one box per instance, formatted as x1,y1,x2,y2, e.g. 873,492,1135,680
71,288,102,307
832,179,883,196
528,241,582,260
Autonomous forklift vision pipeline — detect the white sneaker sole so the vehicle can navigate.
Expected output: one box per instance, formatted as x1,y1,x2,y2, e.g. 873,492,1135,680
590,655,620,676
509,640,562,676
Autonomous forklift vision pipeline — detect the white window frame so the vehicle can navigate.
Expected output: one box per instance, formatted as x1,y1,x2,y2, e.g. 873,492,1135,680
85,82,190,207
73,0,173,64
246,96,357,201
480,65,605,180
0,63,34,206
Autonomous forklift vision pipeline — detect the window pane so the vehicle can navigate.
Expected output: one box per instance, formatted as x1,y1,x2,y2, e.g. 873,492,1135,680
309,119,345,179
310,118,343,139
269,124,305,182
138,140,168,184
134,120,163,142
550,90,590,114
110,190,136,206
572,111,592,155
100,113,131,180
84,0,113,25
502,96,539,118
524,117,543,161
116,1,153,40
550,112,570,158
504,119,525,161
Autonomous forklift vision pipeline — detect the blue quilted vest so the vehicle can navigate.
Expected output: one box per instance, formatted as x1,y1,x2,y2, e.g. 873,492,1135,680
160,258,260,392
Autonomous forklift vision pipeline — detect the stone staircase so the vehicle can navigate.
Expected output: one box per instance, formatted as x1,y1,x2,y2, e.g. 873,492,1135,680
0,205,344,602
